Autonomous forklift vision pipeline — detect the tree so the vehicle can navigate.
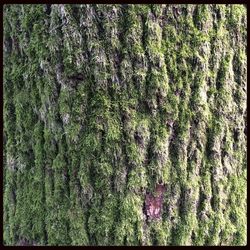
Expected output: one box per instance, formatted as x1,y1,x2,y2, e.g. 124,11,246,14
3,4,247,246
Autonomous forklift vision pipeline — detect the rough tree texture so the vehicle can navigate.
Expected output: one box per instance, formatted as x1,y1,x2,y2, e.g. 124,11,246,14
3,4,247,246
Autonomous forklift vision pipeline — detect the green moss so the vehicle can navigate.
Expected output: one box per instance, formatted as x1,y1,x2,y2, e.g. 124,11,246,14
106,116,122,143
228,5,246,28
68,202,89,245
93,194,118,245
127,142,143,166
115,193,143,245
3,4,247,246
127,166,148,191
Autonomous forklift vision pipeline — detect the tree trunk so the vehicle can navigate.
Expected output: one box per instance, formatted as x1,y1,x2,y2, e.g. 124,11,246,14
3,4,247,246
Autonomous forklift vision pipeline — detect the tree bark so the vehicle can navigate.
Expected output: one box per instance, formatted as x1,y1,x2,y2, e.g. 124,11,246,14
3,4,247,246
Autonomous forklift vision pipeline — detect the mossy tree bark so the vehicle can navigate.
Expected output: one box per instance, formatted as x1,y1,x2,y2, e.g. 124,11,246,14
3,4,247,246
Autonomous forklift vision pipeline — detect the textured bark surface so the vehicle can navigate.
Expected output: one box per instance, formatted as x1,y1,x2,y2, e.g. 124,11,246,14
3,4,247,246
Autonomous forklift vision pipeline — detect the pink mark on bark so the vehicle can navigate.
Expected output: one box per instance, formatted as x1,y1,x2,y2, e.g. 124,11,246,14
145,184,165,219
